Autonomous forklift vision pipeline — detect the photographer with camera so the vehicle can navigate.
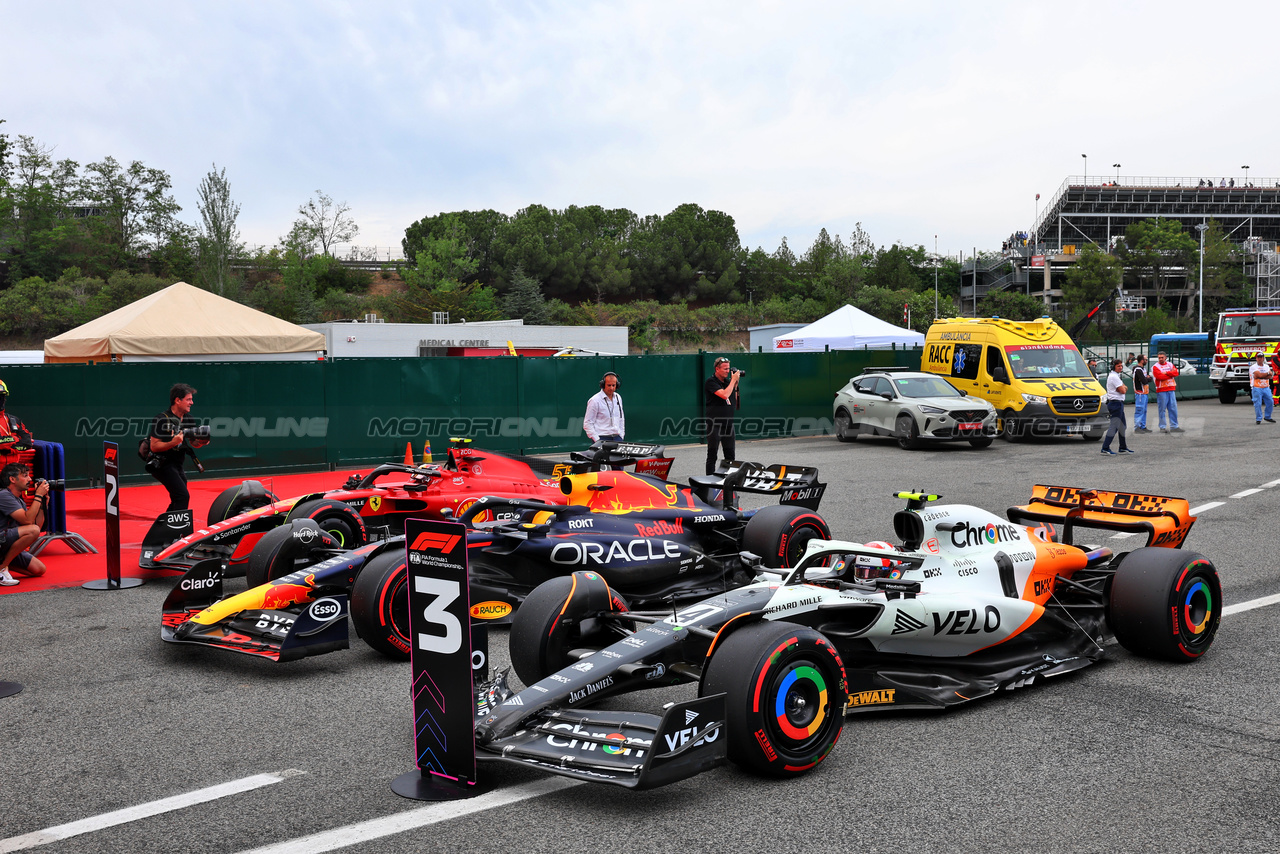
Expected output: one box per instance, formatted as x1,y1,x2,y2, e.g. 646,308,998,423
0,463,49,586
147,384,209,512
704,357,743,475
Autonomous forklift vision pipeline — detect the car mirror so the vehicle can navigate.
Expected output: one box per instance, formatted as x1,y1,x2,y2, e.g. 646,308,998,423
992,367,1008,384
879,392,894,401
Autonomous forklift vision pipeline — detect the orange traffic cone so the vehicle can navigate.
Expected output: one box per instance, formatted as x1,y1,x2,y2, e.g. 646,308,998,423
422,440,432,464
404,442,414,465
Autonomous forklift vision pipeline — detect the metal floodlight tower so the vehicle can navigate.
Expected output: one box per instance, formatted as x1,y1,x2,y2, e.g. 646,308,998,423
1196,222,1208,333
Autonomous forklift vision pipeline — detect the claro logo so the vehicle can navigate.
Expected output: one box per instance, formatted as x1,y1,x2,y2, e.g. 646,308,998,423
949,521,1020,548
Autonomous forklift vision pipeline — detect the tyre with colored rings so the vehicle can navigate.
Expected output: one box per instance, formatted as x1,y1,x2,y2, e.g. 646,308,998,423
702,620,847,777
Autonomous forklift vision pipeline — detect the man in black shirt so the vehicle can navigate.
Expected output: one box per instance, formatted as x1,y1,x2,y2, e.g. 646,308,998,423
704,357,742,475
148,383,208,512
1131,355,1150,433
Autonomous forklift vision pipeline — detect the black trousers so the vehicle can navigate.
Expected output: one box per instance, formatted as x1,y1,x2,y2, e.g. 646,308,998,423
705,414,736,475
150,462,189,512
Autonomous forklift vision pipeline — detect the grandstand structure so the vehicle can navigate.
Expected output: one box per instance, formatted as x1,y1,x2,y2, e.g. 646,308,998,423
962,176,1280,313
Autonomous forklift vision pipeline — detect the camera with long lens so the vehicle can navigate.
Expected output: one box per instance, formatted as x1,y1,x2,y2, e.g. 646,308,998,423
734,369,746,378
182,425,211,442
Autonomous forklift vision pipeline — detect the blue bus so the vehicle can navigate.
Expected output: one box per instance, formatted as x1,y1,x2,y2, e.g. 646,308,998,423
1148,333,1212,372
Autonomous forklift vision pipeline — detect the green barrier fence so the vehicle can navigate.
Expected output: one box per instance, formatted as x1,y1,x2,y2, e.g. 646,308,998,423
9,348,925,485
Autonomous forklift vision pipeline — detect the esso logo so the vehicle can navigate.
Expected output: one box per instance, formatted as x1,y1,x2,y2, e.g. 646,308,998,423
308,597,341,621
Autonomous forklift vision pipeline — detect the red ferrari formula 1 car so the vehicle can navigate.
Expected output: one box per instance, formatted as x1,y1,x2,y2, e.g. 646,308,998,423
141,439,673,575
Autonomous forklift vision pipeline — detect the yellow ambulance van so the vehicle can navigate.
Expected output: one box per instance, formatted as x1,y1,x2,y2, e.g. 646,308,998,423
921,317,1107,440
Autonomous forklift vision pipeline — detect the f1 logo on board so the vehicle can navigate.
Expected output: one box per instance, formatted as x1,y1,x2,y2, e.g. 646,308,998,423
410,531,461,552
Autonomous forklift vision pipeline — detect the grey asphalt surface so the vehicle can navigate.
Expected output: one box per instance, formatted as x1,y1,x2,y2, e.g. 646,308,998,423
2,398,1278,853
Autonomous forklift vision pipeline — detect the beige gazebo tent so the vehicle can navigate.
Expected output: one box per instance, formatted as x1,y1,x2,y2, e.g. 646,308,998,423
43,282,327,363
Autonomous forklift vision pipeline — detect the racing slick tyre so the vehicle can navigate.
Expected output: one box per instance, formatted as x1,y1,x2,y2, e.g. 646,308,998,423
742,505,832,568
284,498,367,550
206,482,278,528
350,551,412,660
1218,385,1237,404
702,620,847,778
245,520,331,589
1108,548,1221,662
509,573,630,687
968,437,993,449
895,414,920,450
833,409,857,442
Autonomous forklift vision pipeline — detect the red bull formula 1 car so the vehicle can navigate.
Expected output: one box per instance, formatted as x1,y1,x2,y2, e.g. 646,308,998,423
159,458,830,662
463,485,1219,787
142,439,673,574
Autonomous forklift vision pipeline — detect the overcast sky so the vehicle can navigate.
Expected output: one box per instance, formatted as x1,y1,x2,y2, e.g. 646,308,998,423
4,1,1275,262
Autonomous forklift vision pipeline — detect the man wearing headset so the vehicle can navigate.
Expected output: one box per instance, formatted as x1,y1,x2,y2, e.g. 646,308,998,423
583,371,625,443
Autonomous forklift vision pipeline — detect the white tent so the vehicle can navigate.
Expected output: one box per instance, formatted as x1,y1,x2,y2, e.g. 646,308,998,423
771,304,924,351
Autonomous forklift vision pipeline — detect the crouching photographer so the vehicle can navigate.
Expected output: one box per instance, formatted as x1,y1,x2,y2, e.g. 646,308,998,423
146,383,210,512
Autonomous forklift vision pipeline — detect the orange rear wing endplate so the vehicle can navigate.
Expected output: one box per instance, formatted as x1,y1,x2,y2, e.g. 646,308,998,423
1007,485,1195,549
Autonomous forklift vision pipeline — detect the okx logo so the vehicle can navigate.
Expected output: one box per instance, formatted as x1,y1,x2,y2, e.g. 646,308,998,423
410,531,461,552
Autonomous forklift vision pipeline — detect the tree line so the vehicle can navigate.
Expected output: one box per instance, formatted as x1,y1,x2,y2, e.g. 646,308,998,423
0,118,1252,348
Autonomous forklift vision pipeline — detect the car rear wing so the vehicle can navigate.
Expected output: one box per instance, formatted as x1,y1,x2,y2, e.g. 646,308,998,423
1006,485,1196,548
475,691,727,789
689,461,826,510
554,441,675,481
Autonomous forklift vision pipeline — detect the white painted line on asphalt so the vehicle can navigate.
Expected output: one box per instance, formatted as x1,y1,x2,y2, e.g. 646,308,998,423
234,776,583,854
1190,501,1225,514
1109,532,1138,539
1262,479,1280,488
1231,488,1263,498
1224,592,1280,616
0,770,302,853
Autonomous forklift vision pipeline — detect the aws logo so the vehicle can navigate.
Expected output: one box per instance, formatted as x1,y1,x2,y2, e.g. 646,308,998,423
949,521,1020,549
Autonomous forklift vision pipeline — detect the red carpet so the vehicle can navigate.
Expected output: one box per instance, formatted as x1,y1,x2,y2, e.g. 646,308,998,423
0,468,362,595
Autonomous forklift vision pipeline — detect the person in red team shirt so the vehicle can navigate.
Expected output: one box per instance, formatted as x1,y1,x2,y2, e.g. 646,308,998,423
1150,352,1182,433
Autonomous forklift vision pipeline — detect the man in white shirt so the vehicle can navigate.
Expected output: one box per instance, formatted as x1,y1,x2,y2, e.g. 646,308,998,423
1100,360,1133,455
583,372,625,443
1249,352,1275,424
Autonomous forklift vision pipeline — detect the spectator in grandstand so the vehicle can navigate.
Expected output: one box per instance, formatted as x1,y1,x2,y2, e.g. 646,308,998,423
583,371,625,443
1151,352,1182,432
1131,355,1150,433
704,357,741,475
1100,361,1132,456
1220,178,1227,188
0,379,34,466
0,463,49,587
1249,352,1275,424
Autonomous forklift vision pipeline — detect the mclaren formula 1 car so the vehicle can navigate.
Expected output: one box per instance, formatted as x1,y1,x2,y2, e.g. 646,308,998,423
142,439,673,574
160,458,831,662
463,484,1219,787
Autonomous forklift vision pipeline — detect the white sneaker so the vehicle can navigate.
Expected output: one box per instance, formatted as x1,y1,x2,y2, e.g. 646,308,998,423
0,568,18,586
